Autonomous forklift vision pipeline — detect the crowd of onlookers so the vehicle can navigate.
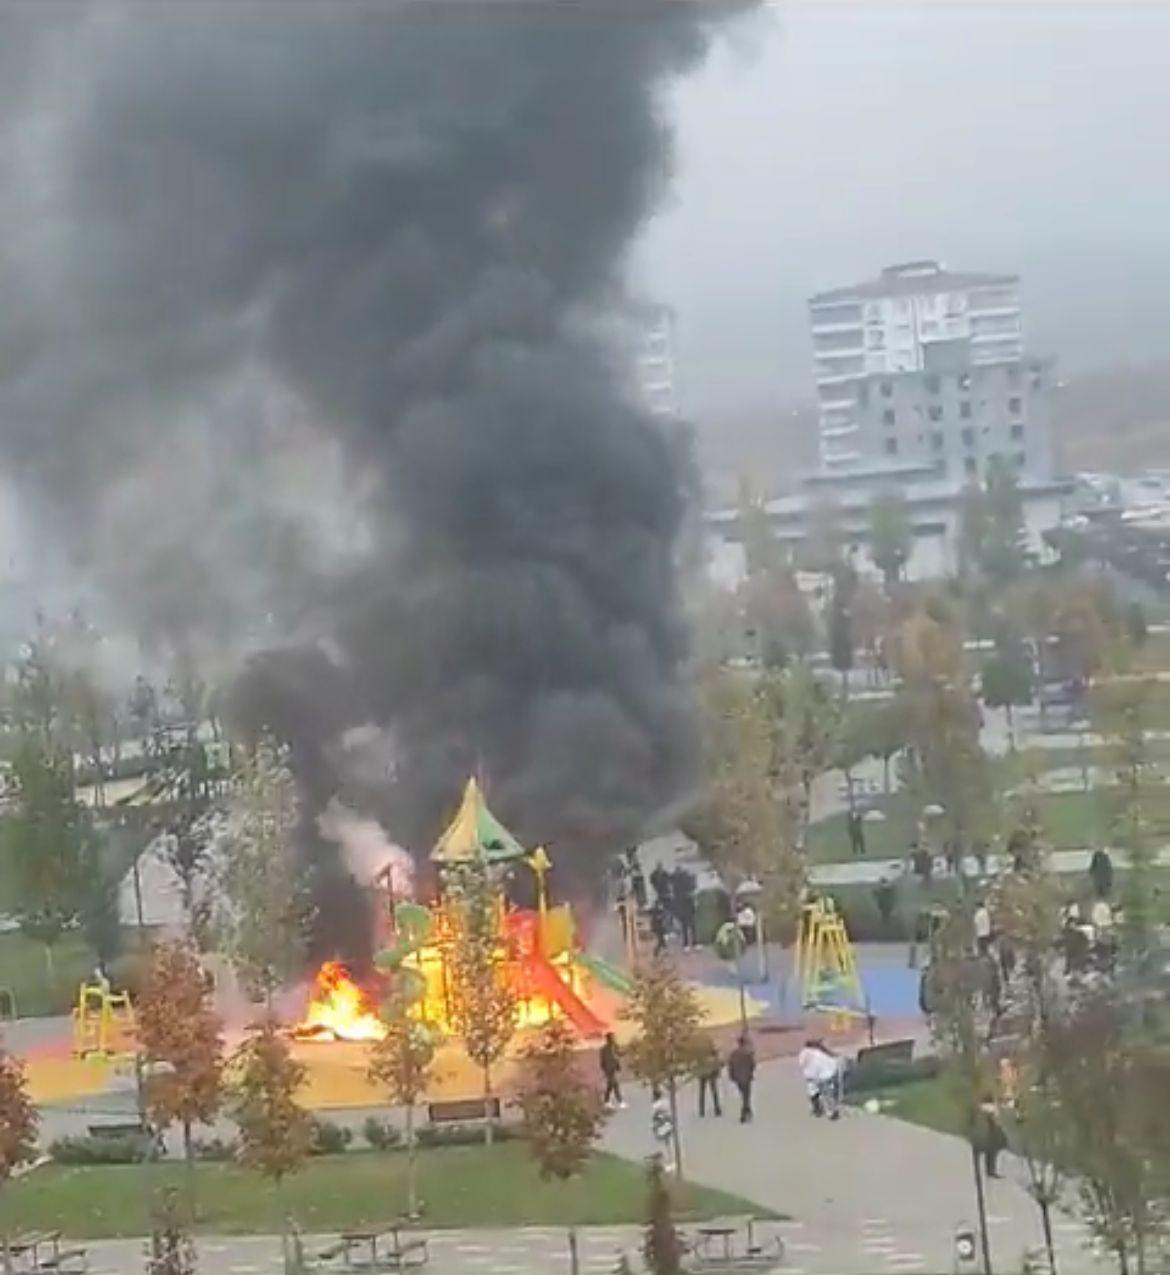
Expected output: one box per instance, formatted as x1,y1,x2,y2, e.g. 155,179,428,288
611,847,701,955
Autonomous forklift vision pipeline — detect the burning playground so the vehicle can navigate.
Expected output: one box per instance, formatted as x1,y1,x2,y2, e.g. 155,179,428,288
15,778,754,1113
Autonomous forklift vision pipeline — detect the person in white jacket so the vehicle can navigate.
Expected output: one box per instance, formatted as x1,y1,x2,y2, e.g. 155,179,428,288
798,1039,843,1120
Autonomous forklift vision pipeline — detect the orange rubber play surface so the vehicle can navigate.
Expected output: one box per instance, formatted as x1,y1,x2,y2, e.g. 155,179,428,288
18,983,764,1110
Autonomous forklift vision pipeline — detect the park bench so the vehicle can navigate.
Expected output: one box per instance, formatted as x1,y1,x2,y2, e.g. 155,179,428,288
847,1038,915,1092
426,1096,501,1127
36,1247,89,1272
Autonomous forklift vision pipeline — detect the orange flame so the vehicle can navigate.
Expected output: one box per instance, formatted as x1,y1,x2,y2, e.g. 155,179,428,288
297,960,385,1042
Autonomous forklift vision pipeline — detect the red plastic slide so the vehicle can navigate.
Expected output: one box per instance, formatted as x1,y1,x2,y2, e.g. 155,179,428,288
525,953,605,1038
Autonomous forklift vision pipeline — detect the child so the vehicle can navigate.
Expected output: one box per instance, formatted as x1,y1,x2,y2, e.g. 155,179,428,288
650,1089,675,1172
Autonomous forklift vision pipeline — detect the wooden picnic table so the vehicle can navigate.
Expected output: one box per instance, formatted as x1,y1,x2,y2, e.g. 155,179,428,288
695,1225,737,1263
5,1231,61,1270
336,1223,428,1270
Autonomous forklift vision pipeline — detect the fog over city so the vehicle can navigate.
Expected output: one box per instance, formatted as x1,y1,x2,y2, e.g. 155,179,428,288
637,4,1170,422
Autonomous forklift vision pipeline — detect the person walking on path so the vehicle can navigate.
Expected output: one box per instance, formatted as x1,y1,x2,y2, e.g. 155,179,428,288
599,1032,624,1109
650,1088,675,1172
727,1034,756,1124
696,1037,723,1118
975,1096,1007,1178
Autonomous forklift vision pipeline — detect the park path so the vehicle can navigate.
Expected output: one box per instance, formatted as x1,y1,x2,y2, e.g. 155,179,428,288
599,1054,1111,1275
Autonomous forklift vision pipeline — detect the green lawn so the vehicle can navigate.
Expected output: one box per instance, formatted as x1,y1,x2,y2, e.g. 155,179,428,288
0,1148,771,1239
0,930,96,1018
809,787,1170,863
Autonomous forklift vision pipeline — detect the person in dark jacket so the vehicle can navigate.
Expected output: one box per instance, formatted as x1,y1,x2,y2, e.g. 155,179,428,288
727,1034,756,1124
696,1037,722,1118
649,900,670,955
1089,847,1114,900
599,1032,624,1109
672,866,698,950
975,1096,1008,1178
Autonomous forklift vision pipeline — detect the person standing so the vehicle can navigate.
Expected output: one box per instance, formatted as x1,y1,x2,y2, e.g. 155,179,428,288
873,877,896,937
650,900,670,956
599,1032,624,1109
650,862,673,912
1089,847,1114,900
973,898,993,957
847,807,866,857
673,866,698,950
727,1034,756,1124
696,1037,722,1118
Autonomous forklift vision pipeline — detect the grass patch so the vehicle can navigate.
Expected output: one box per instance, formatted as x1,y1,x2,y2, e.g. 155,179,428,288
850,1076,965,1140
809,787,1170,863
0,1147,771,1239
0,930,96,1018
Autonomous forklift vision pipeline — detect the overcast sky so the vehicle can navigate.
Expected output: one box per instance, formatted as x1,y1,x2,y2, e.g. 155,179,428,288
634,3,1170,419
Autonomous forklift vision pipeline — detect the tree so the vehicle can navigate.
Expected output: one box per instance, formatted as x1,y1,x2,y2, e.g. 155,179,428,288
159,812,214,944
868,491,913,589
447,865,518,1145
980,639,1034,749
693,670,804,944
1092,667,1161,970
827,561,858,691
926,908,997,1275
980,456,1028,587
642,1156,685,1275
515,1019,608,1275
0,1045,38,1275
1043,995,1165,1275
230,1017,311,1251
367,994,437,1219
218,740,310,1005
623,958,707,1180
2,734,100,981
737,489,815,668
137,941,224,1216
894,602,992,874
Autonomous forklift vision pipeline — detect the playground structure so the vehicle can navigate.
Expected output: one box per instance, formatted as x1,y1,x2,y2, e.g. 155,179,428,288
72,981,136,1060
294,778,631,1044
793,896,869,1031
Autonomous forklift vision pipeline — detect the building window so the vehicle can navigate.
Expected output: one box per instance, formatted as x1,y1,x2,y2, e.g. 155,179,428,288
858,383,870,407
960,401,972,419
928,405,943,423
1007,366,1021,387
964,456,978,476
1008,396,1022,415
961,427,975,447
884,438,899,456
925,374,941,394
882,409,896,426
931,431,944,451
1011,423,1024,441
958,372,972,391
880,380,893,398
1014,451,1027,468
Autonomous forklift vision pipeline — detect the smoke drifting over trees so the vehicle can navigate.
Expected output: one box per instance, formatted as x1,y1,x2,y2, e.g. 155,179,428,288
0,5,718,941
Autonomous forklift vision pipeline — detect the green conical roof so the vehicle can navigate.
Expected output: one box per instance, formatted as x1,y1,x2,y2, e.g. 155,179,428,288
431,777,527,865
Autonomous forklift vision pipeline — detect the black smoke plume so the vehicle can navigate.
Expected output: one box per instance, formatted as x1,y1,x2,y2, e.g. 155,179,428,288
0,4,721,957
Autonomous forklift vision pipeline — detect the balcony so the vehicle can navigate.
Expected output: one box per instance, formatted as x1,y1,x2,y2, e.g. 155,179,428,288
821,423,860,440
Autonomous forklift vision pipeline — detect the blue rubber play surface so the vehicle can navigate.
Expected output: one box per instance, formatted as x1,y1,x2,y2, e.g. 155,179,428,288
705,960,922,1021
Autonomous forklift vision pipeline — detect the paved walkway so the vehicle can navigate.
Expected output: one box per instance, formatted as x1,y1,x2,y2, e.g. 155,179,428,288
600,1055,1110,1274
67,1055,1111,1274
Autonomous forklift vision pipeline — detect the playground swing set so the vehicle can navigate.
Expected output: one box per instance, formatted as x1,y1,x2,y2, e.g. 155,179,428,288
73,980,136,1061
793,896,869,1031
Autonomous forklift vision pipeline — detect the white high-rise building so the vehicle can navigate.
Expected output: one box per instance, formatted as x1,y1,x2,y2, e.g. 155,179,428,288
808,260,1053,482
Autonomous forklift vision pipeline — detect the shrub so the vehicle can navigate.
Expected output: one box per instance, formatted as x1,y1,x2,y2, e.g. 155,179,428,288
415,1121,521,1149
362,1117,401,1151
845,1054,941,1095
50,1134,152,1165
308,1118,353,1156
191,1137,239,1162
